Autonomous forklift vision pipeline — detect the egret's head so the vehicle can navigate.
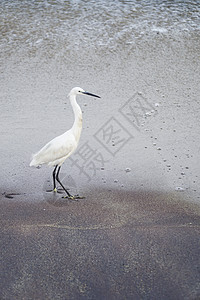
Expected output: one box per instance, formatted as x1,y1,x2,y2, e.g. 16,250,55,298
68,87,100,98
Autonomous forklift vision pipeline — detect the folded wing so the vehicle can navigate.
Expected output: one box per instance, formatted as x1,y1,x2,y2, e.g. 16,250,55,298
30,130,77,167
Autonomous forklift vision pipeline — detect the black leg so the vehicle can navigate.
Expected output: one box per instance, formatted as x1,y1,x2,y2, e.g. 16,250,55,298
52,165,58,191
55,166,73,198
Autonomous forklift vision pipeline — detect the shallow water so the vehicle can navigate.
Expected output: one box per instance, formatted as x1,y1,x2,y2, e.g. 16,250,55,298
0,0,200,203
1,0,199,63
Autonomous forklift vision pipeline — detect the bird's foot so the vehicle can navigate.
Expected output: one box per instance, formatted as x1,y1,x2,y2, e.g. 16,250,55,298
46,189,55,193
46,188,64,194
54,188,65,194
62,194,85,200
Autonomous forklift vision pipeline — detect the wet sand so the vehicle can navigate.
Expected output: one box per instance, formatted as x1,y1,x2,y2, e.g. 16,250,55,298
1,188,200,299
1,34,200,299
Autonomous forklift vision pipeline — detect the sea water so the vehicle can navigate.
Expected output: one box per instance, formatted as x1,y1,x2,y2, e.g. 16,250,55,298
0,0,199,64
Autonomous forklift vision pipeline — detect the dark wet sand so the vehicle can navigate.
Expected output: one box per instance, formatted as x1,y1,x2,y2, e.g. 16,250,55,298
1,188,200,299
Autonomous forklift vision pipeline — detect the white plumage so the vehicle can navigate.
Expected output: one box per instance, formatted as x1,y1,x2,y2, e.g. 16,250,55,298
30,87,100,198
30,130,77,167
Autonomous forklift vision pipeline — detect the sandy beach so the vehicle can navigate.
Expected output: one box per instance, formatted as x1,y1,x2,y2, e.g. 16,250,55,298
1,1,200,299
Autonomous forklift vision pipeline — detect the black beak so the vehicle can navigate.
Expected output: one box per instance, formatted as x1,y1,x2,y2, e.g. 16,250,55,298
82,91,101,98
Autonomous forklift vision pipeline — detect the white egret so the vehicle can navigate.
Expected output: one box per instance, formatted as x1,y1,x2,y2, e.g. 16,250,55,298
30,87,101,199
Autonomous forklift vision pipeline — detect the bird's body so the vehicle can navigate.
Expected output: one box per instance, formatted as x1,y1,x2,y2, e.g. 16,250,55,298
30,89,82,167
30,87,100,198
30,129,79,167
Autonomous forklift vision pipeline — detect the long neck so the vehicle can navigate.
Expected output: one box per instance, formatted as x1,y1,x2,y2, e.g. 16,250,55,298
70,94,83,142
